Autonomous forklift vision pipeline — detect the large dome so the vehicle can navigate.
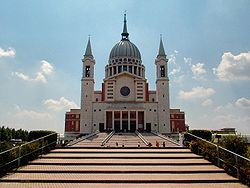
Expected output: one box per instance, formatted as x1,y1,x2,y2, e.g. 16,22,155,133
109,40,141,60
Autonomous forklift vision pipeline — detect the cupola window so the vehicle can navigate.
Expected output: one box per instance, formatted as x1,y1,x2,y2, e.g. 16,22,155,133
134,66,137,74
118,66,122,73
123,65,127,72
129,66,132,73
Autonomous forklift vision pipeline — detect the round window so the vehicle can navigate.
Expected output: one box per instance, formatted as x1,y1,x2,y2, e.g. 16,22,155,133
120,86,130,96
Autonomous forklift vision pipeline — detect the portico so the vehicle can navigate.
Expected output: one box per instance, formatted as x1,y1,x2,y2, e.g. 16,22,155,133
105,109,146,132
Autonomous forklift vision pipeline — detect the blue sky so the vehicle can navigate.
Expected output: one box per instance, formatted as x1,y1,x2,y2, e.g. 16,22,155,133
0,0,250,134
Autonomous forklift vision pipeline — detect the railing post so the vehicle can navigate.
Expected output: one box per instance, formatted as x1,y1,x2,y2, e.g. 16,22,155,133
42,137,45,155
179,132,183,147
235,155,240,179
17,145,22,167
216,145,220,167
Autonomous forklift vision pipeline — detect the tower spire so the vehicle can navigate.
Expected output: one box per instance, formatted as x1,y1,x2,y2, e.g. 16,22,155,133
84,36,93,58
157,35,166,58
121,13,129,40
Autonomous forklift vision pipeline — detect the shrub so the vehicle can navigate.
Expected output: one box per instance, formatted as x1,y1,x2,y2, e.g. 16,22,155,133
28,130,56,141
184,130,212,144
220,135,248,157
189,140,200,154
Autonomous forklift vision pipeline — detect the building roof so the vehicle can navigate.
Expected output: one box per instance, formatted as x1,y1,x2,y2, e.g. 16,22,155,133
84,37,93,58
157,36,166,58
109,14,141,60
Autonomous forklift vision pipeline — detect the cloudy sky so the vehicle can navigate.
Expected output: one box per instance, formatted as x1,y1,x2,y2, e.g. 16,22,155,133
0,0,250,134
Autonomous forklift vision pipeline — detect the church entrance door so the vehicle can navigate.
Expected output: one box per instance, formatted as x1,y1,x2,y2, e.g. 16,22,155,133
99,123,104,132
146,123,151,132
122,120,128,132
130,121,136,132
114,121,120,132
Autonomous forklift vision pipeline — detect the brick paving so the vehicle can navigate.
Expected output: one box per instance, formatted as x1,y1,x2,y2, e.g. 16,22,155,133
0,183,248,188
2,172,239,182
51,148,191,153
43,152,201,158
29,158,211,165
18,164,224,172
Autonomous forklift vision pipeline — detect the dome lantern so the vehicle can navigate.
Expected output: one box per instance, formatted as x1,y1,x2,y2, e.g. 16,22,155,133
109,14,141,61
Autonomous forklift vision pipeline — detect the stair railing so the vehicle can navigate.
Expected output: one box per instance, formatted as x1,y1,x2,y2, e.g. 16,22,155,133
67,130,99,146
151,131,180,146
185,132,250,180
101,131,115,146
0,132,57,174
135,131,149,146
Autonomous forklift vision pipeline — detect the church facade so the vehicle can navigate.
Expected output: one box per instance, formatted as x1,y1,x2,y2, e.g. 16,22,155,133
64,15,185,139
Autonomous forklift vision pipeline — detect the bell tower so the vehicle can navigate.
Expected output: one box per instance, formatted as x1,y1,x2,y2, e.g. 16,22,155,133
155,36,170,133
80,37,95,134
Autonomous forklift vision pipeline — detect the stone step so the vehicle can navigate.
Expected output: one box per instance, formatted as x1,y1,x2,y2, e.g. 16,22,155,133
52,148,189,153
42,153,201,159
1,173,239,183
29,158,212,165
16,164,224,173
0,183,247,188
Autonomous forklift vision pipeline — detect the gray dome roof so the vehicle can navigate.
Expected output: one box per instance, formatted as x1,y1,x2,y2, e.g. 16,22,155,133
109,40,141,60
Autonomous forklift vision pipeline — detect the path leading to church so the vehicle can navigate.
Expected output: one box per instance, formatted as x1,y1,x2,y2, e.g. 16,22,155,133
0,133,247,188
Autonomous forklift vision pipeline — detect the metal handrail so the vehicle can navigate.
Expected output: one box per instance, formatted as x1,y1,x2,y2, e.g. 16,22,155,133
67,131,100,146
135,131,149,146
186,132,250,162
0,132,56,155
0,132,57,170
101,131,115,146
152,131,180,146
185,132,250,179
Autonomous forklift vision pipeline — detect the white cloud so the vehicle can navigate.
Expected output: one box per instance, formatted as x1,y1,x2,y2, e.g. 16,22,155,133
0,47,15,57
13,71,47,83
184,57,192,66
41,60,53,75
168,50,178,65
213,114,250,131
213,51,250,81
192,63,206,80
44,97,79,111
210,97,250,133
179,86,215,100
12,72,30,81
14,105,51,120
202,99,213,106
35,72,47,83
170,66,181,76
12,60,53,83
235,97,250,108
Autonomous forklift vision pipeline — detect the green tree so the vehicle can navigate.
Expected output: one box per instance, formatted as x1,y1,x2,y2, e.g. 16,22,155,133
220,135,248,156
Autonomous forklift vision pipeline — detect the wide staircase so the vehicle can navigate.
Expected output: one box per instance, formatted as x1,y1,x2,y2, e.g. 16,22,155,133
71,132,108,147
141,132,179,147
0,132,247,188
106,132,145,147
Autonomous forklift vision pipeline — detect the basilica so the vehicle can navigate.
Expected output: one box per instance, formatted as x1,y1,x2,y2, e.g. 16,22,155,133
64,15,186,140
